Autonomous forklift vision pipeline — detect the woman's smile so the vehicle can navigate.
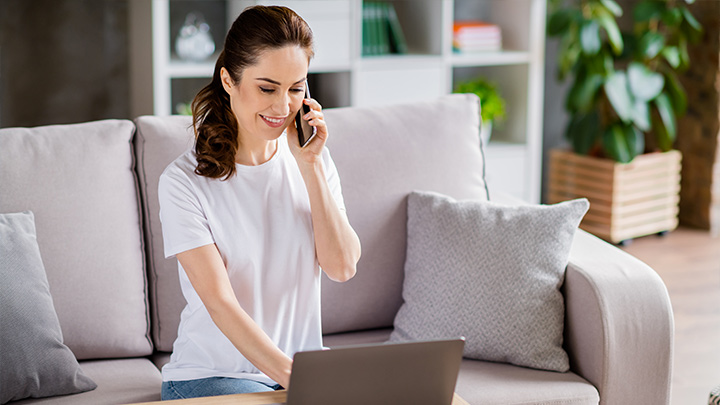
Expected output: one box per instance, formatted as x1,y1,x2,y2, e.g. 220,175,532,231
259,114,288,128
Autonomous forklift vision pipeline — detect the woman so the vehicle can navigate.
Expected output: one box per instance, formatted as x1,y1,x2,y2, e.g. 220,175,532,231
157,6,361,400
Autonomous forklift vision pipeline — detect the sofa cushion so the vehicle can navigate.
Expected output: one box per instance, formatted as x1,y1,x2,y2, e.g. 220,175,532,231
323,328,599,405
322,94,487,334
455,359,599,404
11,359,163,405
0,120,152,359
133,115,195,352
0,211,96,404
390,191,589,372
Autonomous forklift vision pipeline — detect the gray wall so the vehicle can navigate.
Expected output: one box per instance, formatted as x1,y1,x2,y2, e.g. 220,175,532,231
0,0,130,128
541,36,570,202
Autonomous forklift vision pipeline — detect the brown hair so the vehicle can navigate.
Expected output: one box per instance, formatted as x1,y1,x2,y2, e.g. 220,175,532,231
191,6,314,180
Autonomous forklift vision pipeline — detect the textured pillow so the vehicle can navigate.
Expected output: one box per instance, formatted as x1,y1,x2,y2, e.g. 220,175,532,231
0,211,96,404
390,191,589,372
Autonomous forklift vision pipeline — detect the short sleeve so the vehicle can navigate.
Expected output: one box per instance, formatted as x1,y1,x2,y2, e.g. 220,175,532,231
322,147,346,212
158,163,215,258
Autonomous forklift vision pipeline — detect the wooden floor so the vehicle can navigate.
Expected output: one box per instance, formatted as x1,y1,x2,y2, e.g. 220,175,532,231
620,226,720,405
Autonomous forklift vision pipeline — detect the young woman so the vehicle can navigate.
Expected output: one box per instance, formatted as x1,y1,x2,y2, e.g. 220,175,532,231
157,6,361,400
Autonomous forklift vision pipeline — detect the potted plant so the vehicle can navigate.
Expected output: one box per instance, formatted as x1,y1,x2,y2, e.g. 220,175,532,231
546,0,702,244
454,77,506,145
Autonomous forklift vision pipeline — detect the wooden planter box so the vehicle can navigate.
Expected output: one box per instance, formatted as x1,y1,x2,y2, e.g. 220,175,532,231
547,149,682,244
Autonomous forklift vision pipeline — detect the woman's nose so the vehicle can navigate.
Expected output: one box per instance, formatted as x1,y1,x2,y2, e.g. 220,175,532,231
272,92,293,116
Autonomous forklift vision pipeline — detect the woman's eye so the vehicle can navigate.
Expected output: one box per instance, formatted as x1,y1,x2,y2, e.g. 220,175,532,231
291,88,305,94
260,87,274,94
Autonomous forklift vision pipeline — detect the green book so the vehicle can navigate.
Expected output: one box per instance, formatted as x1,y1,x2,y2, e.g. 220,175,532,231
386,2,407,54
377,3,390,55
362,3,372,55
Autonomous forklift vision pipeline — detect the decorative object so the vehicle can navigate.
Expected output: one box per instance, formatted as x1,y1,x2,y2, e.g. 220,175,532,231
546,0,701,242
548,149,681,244
175,12,215,62
454,77,506,145
390,191,589,372
0,211,96,404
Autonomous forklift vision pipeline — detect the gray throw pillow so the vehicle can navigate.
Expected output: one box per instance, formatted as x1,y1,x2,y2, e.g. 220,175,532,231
390,191,589,372
0,211,96,404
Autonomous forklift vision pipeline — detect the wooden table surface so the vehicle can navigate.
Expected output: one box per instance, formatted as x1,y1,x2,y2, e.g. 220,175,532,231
131,391,470,405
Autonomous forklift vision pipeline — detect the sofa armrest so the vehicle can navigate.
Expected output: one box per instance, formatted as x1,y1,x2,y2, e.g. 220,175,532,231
564,230,674,405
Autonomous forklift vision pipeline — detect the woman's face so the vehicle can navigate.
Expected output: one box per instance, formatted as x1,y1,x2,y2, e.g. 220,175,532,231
221,45,310,145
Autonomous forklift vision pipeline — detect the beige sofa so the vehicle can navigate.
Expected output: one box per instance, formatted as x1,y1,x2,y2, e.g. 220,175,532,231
0,94,673,404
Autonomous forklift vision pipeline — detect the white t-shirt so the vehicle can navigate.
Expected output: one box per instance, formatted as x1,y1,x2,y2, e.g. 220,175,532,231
158,134,345,384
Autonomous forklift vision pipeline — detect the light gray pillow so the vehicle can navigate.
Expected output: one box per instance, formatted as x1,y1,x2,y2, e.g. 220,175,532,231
390,191,589,372
0,211,96,404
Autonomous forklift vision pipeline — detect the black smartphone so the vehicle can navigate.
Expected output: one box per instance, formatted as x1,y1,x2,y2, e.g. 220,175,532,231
295,83,316,148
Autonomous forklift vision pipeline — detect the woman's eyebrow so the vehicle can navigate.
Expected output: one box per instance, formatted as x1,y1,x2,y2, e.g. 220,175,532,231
255,77,306,86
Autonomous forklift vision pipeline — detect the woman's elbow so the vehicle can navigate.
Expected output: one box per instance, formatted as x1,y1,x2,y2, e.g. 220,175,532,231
328,264,357,283
325,249,360,283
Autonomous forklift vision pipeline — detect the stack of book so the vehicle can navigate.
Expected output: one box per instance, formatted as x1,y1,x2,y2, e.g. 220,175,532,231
362,2,408,56
453,21,502,53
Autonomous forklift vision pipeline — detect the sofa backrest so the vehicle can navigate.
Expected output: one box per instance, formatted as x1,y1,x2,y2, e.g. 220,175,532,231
0,120,153,360
134,115,195,352
136,94,487,350
321,94,488,333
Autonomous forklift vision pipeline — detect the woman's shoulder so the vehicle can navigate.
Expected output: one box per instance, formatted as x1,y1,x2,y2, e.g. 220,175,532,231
160,150,198,185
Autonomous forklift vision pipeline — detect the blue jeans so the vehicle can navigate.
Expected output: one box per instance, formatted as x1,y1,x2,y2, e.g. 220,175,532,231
161,377,283,400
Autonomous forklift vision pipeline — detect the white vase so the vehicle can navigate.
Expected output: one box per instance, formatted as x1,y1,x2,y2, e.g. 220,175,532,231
175,12,215,62
480,120,492,146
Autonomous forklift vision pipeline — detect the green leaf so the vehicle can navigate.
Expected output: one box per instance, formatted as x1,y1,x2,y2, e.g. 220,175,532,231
566,112,601,155
654,92,677,151
631,98,651,131
626,124,646,156
681,7,703,33
662,46,681,69
604,71,633,123
627,62,665,101
678,37,690,70
661,8,683,27
597,13,624,55
638,31,665,60
599,0,623,17
548,9,573,36
580,20,602,55
558,40,581,79
664,69,687,115
568,73,604,113
634,0,664,22
603,124,633,163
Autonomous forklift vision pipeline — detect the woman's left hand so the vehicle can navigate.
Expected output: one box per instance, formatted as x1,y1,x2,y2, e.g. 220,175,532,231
287,98,327,166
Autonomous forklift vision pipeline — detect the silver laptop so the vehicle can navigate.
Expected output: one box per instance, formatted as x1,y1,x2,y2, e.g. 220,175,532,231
282,338,465,405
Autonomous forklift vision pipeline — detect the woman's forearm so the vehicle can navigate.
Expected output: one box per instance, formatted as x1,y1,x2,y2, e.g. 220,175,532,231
298,161,361,282
206,297,293,388
177,245,293,388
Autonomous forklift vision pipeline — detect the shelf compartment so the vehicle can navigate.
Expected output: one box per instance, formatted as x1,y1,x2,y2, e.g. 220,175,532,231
169,0,228,63
452,64,529,145
453,0,534,54
360,0,444,57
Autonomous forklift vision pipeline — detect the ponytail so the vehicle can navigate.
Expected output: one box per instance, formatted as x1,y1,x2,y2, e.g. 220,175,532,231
192,52,239,180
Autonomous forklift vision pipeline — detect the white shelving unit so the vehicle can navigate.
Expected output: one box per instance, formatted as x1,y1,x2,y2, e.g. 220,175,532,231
139,0,546,203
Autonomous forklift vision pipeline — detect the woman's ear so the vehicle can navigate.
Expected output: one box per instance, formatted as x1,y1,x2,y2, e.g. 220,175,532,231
220,67,234,94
